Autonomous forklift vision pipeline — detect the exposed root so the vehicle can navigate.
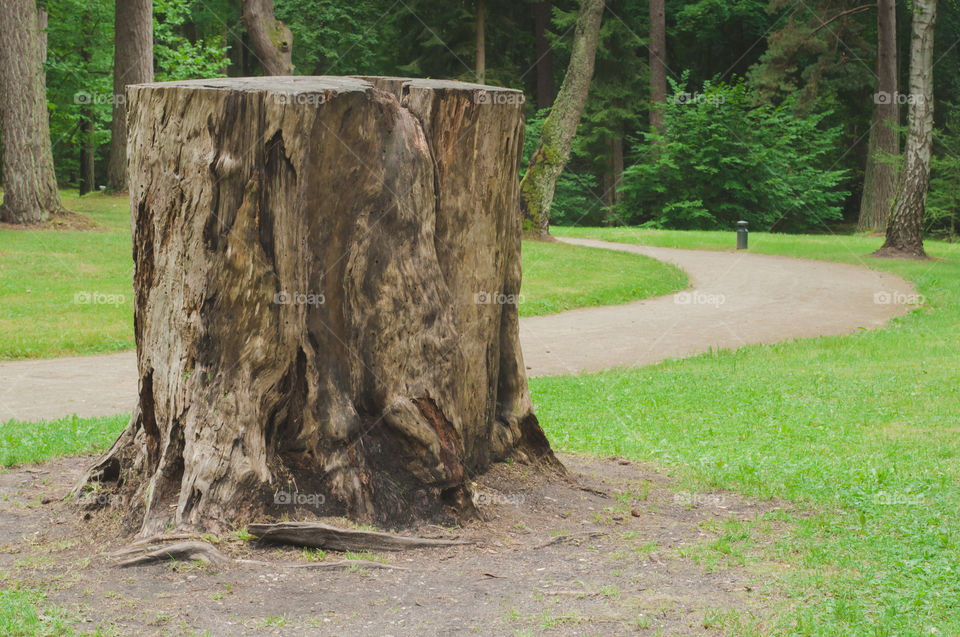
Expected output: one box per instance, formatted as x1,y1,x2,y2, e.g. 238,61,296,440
248,521,473,551
111,540,407,571
111,541,231,567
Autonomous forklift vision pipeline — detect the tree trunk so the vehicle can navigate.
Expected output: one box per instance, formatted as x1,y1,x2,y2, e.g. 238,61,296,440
876,0,936,258
75,76,556,535
602,134,623,224
79,109,96,195
242,0,294,76
476,0,486,83
0,1,61,223
79,19,96,197
858,0,899,233
106,0,153,192
519,0,604,238
648,0,667,134
533,1,555,108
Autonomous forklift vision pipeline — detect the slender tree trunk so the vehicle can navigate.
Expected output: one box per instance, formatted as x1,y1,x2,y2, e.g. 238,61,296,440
648,0,667,133
859,0,899,233
0,1,61,223
75,76,556,534
242,0,294,76
106,0,153,192
79,111,96,195
79,21,96,197
519,0,604,237
533,2,554,108
476,0,486,83
876,0,937,258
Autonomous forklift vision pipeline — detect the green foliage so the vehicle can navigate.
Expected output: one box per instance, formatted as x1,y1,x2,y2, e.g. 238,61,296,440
44,0,114,186
927,103,960,238
153,0,230,81
275,0,383,75
617,76,849,230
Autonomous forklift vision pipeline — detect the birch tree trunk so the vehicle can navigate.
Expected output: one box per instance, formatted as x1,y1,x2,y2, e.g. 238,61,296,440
106,0,153,192
76,76,556,535
0,0,61,223
519,0,604,238
877,0,936,258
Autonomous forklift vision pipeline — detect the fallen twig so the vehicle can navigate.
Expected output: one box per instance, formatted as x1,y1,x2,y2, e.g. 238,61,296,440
534,531,606,549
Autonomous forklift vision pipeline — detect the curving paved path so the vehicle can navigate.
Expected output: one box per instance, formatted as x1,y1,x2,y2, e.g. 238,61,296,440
0,238,916,422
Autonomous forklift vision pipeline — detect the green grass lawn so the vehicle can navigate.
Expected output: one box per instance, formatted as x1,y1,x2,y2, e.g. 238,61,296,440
0,413,127,467
534,226,960,635
0,586,82,637
0,191,684,360
520,239,686,316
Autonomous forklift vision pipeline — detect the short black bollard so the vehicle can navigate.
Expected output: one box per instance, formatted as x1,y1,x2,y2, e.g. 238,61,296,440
736,220,748,250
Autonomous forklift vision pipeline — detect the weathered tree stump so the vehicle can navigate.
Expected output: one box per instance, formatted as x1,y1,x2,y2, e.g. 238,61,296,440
77,76,556,534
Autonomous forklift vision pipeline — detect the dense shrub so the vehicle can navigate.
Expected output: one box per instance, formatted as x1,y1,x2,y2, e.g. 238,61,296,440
616,78,849,231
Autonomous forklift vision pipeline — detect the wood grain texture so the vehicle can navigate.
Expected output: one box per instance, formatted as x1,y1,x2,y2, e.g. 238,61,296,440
77,76,557,535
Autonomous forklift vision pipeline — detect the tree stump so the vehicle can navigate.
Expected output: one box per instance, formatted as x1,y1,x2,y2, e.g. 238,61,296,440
77,76,556,534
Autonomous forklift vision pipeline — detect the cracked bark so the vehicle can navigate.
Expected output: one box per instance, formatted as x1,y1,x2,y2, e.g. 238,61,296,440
76,76,557,535
0,0,61,223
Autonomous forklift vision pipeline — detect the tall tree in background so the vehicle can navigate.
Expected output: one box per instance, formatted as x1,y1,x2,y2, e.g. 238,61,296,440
520,0,604,237
106,0,153,192
877,0,937,258
859,0,899,232
0,0,62,223
476,0,486,82
533,1,554,107
242,0,293,75
647,0,666,133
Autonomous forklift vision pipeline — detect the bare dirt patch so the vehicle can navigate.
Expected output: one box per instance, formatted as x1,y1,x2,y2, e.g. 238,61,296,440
0,454,792,635
0,210,103,232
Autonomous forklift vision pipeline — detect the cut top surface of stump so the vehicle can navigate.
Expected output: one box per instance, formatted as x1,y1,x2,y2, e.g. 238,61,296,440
129,75,526,101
